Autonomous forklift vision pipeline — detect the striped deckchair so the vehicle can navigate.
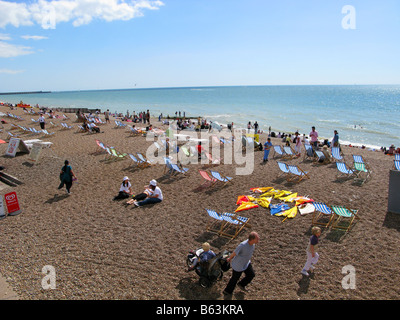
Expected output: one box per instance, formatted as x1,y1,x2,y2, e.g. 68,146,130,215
331,147,344,162
312,202,335,228
336,162,356,179
219,212,251,240
331,205,360,232
277,161,291,179
287,164,310,183
205,209,225,234
394,160,400,171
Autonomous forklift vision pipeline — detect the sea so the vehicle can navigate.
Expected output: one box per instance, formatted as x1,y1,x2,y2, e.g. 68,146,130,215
1,85,399,149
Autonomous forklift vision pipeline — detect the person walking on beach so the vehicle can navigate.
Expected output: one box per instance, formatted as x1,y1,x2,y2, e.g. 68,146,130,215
58,160,76,194
104,109,110,124
301,226,321,276
223,232,259,296
309,126,319,149
263,138,272,162
39,113,46,130
254,121,259,134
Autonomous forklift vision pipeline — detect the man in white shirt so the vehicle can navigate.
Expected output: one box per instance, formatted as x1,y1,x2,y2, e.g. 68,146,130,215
134,179,163,207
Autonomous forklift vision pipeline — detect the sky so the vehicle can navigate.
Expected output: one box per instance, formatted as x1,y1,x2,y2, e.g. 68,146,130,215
0,0,399,92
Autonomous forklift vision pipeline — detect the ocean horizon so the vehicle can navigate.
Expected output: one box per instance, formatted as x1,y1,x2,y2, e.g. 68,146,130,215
1,84,399,149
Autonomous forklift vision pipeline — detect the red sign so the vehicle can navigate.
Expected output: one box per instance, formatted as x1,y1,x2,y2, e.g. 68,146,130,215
4,192,22,216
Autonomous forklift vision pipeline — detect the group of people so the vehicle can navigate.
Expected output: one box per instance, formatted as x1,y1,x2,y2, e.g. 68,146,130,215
262,126,340,162
113,176,163,207
187,227,321,297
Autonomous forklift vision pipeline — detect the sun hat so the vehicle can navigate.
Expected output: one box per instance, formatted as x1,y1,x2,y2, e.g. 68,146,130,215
123,176,129,181
149,179,157,186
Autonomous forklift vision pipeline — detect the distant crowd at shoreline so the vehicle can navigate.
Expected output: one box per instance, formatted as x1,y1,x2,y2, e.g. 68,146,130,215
1,101,398,153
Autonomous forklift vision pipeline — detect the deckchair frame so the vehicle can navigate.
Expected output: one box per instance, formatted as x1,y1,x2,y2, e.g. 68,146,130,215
330,205,360,232
312,202,335,228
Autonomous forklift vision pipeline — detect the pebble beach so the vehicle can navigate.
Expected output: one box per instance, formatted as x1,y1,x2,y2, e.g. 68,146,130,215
0,105,399,300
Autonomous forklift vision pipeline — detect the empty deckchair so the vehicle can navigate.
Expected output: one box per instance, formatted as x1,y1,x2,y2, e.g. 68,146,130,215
353,162,371,185
163,157,174,174
331,205,360,232
205,209,225,234
219,212,251,240
198,170,217,188
210,170,233,186
336,162,356,179
170,163,189,175
204,151,222,166
331,147,344,162
137,153,153,168
42,129,55,136
128,153,142,169
312,202,335,228
287,164,310,183
109,148,127,161
394,160,400,171
283,146,296,159
277,161,291,179
273,145,287,159
395,154,400,161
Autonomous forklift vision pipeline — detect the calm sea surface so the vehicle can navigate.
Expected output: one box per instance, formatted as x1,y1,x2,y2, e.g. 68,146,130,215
1,85,399,149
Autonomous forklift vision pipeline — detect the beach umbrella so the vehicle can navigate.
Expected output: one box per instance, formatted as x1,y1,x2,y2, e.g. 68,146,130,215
281,207,298,222
250,187,273,194
256,197,272,208
235,202,259,213
278,193,298,202
270,203,290,215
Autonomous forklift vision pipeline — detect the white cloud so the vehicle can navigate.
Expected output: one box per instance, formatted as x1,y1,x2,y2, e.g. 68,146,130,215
0,0,164,28
21,35,49,40
0,33,11,41
0,69,24,74
0,41,34,58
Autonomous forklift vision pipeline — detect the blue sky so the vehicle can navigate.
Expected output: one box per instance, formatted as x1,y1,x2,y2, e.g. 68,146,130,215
0,0,399,91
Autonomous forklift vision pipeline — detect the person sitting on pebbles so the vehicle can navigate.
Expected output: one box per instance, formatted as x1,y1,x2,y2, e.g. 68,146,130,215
126,179,163,207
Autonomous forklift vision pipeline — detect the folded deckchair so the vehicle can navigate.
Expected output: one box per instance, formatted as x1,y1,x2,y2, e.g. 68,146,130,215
336,162,357,179
287,164,310,183
330,205,360,232
312,202,335,228
210,170,233,186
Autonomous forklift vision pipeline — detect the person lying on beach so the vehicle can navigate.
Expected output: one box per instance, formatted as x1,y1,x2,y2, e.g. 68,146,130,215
126,179,163,207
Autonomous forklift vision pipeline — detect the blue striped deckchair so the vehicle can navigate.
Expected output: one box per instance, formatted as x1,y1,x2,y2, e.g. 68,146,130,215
394,160,400,171
219,212,251,240
205,209,225,234
395,154,400,161
210,170,233,186
331,147,344,162
137,153,153,168
283,146,295,159
170,163,189,175
273,145,287,159
312,202,334,228
277,161,291,179
303,144,315,161
314,150,326,163
287,164,310,183
330,205,360,232
128,153,141,169
336,162,356,179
